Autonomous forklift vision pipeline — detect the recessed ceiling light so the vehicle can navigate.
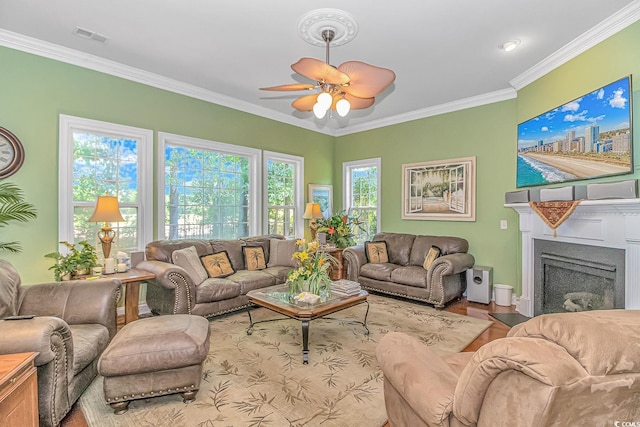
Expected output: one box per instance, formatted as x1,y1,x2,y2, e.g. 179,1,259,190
73,26,108,43
501,39,521,52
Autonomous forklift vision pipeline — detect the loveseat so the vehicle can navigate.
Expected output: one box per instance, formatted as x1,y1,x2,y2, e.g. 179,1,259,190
0,259,122,427
377,309,640,426
137,234,297,318
343,232,474,308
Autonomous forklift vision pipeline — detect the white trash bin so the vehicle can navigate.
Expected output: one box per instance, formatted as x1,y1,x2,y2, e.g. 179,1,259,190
494,284,513,307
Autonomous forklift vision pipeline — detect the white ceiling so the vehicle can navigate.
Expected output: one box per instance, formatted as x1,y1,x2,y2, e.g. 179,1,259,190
1,0,639,136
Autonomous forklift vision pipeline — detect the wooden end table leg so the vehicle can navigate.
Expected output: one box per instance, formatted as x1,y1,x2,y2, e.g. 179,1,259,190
124,280,141,324
301,320,310,364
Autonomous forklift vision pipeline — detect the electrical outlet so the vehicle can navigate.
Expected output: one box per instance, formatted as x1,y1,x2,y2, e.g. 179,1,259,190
500,220,508,230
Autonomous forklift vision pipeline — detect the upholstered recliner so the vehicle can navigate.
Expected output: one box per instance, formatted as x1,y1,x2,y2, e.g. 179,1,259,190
0,259,122,427
377,310,640,426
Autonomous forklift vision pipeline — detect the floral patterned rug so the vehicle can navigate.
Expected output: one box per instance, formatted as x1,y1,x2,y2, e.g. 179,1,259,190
80,294,492,427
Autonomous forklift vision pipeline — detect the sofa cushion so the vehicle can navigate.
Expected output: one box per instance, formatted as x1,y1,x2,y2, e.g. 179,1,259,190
243,246,267,270
267,238,297,267
423,245,442,270
70,324,110,377
360,262,400,282
195,278,241,303
172,246,209,285
145,239,213,263
200,251,235,278
211,239,245,271
410,235,469,265
374,232,416,265
228,270,278,294
365,241,389,263
263,266,293,283
390,266,429,288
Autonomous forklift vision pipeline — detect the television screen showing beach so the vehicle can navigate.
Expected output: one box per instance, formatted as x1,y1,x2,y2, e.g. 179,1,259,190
517,76,632,188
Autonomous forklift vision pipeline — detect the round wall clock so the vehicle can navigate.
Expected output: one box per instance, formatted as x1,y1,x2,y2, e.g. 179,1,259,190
0,126,25,179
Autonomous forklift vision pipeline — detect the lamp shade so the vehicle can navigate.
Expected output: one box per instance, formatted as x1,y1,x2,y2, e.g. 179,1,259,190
88,195,124,223
302,203,323,219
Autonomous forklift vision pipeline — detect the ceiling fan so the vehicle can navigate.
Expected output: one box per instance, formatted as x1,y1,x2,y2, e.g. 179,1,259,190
260,27,396,119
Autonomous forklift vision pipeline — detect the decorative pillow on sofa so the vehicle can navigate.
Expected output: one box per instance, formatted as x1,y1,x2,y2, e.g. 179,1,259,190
172,246,208,285
365,241,389,263
242,246,267,271
423,245,442,270
200,251,235,278
267,239,298,268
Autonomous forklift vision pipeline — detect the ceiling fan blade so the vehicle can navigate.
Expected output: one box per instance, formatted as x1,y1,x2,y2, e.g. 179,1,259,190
259,83,316,91
338,61,396,98
291,94,318,112
292,58,350,85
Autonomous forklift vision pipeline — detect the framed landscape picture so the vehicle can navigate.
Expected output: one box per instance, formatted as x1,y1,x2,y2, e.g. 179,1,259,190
402,157,476,221
517,75,633,187
308,184,332,218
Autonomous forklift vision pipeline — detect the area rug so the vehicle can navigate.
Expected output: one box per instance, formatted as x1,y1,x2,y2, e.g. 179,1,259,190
80,294,492,427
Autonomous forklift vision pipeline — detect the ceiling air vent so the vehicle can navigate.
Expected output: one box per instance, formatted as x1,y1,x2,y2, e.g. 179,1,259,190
73,26,108,43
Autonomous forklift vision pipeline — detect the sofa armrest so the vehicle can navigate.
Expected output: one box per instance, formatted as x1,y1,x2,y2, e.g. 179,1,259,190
19,279,122,339
343,245,367,281
377,332,459,426
430,252,475,276
137,260,196,314
0,316,72,367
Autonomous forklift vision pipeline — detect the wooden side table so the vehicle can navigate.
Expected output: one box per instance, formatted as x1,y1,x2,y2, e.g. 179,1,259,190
327,248,347,280
106,269,156,324
0,352,38,427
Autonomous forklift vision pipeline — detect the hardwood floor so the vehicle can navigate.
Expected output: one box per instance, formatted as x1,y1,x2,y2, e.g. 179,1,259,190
60,298,517,427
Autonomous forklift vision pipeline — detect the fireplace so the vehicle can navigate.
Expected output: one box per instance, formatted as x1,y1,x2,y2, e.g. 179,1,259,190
534,239,625,315
506,198,640,317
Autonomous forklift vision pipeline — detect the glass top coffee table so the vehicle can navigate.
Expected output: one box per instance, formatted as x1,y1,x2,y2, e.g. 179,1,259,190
246,283,369,364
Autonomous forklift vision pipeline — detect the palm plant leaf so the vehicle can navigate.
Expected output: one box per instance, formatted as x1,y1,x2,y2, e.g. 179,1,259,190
0,182,37,253
0,242,22,253
0,201,37,226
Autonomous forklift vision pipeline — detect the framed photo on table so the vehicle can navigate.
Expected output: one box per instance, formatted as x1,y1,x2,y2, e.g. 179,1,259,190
308,184,332,218
402,156,476,221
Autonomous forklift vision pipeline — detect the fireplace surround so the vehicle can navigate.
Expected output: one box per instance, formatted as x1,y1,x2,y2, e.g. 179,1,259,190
507,198,640,317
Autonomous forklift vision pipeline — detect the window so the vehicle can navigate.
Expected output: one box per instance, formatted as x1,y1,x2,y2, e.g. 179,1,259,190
344,158,381,243
158,133,260,240
263,151,304,238
59,115,153,256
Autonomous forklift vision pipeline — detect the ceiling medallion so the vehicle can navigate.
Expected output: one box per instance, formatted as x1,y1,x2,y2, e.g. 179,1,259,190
297,8,359,47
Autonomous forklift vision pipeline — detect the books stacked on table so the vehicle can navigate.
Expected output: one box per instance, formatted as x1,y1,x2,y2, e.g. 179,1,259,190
331,279,362,297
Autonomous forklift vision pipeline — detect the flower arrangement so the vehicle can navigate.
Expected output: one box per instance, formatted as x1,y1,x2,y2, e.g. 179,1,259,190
316,211,363,249
286,239,336,297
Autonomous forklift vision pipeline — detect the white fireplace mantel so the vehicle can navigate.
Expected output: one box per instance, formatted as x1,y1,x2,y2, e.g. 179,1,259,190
506,199,640,317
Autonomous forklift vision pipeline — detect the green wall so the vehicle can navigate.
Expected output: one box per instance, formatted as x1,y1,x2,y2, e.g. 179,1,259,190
0,46,333,284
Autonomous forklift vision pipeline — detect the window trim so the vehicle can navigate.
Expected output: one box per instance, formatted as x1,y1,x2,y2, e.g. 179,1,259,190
263,151,304,238
157,132,262,239
58,114,153,250
343,157,382,236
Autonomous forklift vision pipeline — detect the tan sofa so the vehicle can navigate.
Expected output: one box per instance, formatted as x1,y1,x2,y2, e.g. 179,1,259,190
138,234,296,318
0,259,122,427
376,310,640,427
343,232,474,308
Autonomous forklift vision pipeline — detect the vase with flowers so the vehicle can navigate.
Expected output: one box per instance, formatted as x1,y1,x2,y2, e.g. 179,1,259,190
286,239,336,302
316,211,364,249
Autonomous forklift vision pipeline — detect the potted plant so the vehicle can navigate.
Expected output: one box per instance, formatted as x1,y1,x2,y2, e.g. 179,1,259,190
316,211,364,249
45,240,99,280
0,182,37,253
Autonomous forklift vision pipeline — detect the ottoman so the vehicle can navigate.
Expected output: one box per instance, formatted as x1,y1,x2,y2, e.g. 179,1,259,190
97,314,211,414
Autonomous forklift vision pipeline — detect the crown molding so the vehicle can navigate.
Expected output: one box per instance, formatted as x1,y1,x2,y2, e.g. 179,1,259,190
332,88,517,137
510,0,640,90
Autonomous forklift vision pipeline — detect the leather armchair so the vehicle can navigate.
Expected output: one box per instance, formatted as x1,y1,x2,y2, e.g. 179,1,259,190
377,310,640,426
0,259,122,427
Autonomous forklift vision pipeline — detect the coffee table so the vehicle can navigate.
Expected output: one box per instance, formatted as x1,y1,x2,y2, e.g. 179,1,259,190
246,284,369,364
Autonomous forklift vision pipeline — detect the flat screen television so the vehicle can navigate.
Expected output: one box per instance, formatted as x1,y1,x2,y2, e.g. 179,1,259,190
517,75,633,188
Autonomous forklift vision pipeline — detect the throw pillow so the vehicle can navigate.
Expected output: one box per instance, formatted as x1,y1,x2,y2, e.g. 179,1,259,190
267,239,298,268
200,251,235,278
365,241,389,263
243,246,267,271
172,246,209,285
423,245,442,270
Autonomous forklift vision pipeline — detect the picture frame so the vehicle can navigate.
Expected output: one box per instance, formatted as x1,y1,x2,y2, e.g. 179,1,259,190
402,157,476,221
308,184,333,218
517,75,633,187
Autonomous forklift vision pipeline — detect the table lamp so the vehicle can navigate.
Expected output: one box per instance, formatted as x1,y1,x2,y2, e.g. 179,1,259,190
302,202,323,240
88,195,124,263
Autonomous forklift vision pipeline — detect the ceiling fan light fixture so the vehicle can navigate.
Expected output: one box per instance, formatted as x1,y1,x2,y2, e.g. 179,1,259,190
313,102,328,119
336,98,351,117
316,91,333,109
